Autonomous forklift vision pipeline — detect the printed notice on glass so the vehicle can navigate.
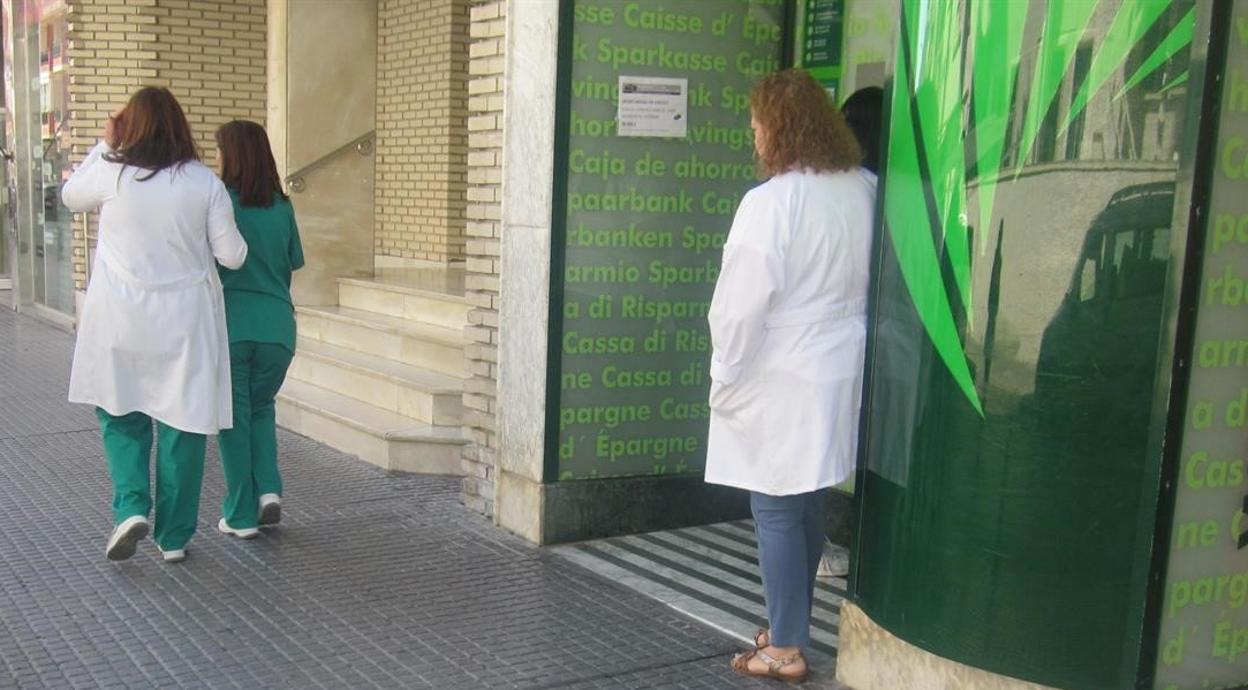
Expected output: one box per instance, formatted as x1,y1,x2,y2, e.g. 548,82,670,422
617,76,688,138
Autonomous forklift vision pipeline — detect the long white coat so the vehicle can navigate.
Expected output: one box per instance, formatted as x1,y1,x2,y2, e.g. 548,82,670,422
64,142,247,434
704,169,876,496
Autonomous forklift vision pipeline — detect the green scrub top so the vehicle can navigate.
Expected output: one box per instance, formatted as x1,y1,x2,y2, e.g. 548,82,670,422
218,190,304,353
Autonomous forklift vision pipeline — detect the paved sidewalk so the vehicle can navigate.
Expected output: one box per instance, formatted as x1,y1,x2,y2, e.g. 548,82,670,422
0,308,840,689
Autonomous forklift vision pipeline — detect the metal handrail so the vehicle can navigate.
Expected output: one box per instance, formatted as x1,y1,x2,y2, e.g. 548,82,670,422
283,130,375,193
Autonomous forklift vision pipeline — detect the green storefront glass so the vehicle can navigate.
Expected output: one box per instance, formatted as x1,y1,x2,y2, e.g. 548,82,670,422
852,1,1210,688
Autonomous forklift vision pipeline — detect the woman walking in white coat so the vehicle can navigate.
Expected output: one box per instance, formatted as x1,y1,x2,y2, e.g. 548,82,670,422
63,87,247,563
707,69,874,683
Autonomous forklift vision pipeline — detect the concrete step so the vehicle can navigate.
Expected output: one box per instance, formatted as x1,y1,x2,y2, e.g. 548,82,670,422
337,277,471,331
295,305,465,377
288,338,464,426
277,378,466,475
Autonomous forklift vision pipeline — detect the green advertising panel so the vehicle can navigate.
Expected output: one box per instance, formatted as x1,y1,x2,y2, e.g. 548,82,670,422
549,0,786,481
797,0,845,91
853,1,1200,688
797,0,898,100
1154,3,1248,687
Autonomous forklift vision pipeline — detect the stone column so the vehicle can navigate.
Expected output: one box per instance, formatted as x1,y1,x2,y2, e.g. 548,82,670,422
493,0,559,542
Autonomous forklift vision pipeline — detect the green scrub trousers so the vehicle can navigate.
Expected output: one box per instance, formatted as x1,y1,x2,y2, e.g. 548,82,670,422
218,341,293,528
97,409,206,551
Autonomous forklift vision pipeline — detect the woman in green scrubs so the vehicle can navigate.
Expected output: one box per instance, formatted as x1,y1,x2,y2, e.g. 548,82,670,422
214,120,304,538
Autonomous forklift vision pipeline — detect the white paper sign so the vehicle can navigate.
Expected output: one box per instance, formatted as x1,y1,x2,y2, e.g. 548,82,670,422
617,76,688,138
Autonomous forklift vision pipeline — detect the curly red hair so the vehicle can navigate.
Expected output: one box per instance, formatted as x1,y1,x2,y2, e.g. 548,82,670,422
750,69,862,178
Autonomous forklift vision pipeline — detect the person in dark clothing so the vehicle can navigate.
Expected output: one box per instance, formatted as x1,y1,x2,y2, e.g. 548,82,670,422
842,86,884,175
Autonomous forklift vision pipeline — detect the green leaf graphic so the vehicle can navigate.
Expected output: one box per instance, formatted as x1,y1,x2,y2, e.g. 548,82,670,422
885,1,983,416
1158,68,1189,94
1114,5,1195,100
910,0,972,318
883,0,1193,418
1061,0,1172,135
971,1,1027,254
1016,0,1099,169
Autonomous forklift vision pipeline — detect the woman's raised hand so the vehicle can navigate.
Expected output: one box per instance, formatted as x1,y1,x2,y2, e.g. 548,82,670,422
104,109,124,149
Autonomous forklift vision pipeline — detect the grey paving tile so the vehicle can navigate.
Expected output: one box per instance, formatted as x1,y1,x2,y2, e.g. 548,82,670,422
0,308,851,689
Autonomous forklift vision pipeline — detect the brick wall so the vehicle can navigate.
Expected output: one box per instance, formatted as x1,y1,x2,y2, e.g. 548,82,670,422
66,0,266,291
460,0,505,516
375,0,469,264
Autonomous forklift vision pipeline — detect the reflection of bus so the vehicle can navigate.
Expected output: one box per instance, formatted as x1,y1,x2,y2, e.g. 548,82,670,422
1033,182,1174,435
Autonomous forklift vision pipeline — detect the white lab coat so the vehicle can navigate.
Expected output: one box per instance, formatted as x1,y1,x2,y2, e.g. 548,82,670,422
704,168,876,496
63,142,247,434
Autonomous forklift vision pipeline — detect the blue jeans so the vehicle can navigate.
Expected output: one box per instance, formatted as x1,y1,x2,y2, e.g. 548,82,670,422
751,489,827,649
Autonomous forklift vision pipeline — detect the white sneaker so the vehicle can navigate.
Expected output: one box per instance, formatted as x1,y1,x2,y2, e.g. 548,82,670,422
217,518,259,539
105,515,150,561
258,493,282,526
158,547,186,563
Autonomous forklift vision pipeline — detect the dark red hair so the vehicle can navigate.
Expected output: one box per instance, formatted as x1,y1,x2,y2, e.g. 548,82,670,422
104,87,200,181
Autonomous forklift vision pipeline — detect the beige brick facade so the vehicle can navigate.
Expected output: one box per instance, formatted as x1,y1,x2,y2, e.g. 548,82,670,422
375,0,469,264
62,0,498,516
66,0,267,291
460,0,505,515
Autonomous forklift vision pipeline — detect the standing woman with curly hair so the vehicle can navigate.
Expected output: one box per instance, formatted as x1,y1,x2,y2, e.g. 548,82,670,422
705,69,875,682
63,87,247,563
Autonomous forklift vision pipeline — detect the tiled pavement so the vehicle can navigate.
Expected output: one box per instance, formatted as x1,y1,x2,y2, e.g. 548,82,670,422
0,307,843,689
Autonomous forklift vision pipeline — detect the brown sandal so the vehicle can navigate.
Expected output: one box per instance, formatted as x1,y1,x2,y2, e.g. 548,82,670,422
730,648,809,684
753,628,770,648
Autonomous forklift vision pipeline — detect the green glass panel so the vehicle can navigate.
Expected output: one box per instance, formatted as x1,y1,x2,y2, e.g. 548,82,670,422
907,0,972,318
881,15,981,415
855,1,1199,688
1061,0,1171,136
1016,0,1098,169
1115,6,1195,101
970,1,1027,252
1158,69,1190,95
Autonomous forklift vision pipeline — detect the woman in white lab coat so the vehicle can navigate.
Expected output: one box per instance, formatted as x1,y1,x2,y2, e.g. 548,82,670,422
707,69,874,683
63,87,247,564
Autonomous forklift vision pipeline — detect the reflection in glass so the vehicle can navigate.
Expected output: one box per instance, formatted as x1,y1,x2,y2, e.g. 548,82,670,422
854,2,1198,687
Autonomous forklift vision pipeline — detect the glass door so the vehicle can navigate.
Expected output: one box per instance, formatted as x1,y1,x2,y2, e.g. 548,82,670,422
4,0,72,314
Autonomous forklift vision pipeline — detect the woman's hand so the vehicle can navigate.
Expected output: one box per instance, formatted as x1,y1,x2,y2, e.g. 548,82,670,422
104,109,123,149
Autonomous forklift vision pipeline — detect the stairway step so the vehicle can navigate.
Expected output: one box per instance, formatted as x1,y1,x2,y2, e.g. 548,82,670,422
277,379,466,475
337,277,471,330
289,338,463,425
295,305,464,377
